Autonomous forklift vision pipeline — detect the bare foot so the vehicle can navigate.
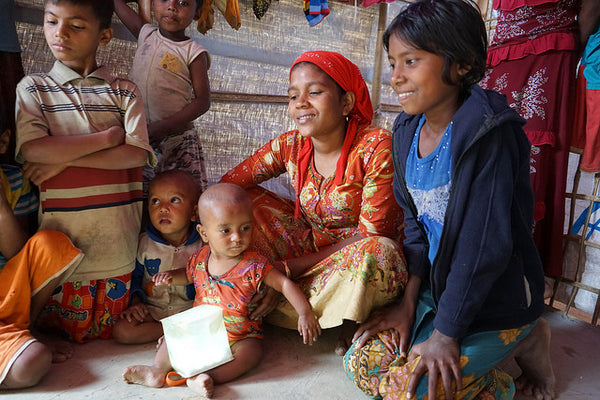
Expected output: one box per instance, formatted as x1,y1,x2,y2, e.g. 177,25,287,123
335,338,350,356
123,365,165,387
513,318,556,400
335,320,357,356
187,373,214,397
543,280,553,300
49,340,73,363
35,333,73,363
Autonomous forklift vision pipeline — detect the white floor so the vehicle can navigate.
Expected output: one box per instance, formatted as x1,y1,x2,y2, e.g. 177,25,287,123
2,309,599,400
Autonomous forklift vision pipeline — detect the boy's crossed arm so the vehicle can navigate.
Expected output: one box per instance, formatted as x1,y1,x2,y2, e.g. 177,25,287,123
20,125,148,185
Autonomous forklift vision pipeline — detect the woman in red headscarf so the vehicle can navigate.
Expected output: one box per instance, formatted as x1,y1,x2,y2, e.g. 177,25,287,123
221,51,407,353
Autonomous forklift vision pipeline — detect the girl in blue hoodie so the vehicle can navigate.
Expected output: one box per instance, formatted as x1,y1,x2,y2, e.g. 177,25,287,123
343,1,554,399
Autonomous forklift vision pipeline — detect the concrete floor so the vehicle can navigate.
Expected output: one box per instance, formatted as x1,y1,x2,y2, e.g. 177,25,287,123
2,309,599,400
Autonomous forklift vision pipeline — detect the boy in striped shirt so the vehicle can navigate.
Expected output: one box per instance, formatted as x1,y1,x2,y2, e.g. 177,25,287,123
15,0,156,343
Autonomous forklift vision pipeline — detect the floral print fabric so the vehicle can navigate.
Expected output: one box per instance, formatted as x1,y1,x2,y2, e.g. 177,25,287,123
221,126,407,329
344,289,534,400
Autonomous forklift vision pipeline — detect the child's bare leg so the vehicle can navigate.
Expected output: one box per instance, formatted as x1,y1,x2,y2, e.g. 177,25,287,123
112,316,163,344
123,336,171,388
511,318,556,400
187,338,263,397
30,270,74,363
0,341,52,389
30,267,72,322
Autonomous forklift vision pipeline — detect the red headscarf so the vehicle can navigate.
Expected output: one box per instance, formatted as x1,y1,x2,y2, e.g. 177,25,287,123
290,51,373,217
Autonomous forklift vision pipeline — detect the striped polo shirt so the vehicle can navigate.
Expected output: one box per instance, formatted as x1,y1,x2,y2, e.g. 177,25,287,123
15,61,157,281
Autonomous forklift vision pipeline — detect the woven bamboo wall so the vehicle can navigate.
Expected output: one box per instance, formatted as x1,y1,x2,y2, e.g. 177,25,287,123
15,0,407,197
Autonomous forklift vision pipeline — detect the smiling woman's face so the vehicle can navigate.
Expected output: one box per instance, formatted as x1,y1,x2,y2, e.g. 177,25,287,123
287,63,352,141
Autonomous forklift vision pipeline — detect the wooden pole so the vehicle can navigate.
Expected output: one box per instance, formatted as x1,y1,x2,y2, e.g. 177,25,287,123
371,2,388,115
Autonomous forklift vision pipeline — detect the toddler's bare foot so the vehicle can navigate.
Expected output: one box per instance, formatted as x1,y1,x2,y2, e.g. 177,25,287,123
123,365,165,387
50,340,73,363
513,318,556,400
187,373,214,397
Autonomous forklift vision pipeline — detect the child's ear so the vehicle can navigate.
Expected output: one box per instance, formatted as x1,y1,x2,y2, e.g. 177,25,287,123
0,129,10,155
191,204,199,222
196,223,208,242
457,64,471,77
99,27,114,47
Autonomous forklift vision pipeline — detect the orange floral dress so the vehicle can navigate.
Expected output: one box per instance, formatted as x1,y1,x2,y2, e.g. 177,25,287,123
221,126,407,329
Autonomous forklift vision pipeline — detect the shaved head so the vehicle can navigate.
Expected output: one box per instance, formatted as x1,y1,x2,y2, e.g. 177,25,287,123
197,183,252,223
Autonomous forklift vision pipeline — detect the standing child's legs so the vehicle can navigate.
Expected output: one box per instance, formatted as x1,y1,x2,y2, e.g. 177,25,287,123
186,337,263,397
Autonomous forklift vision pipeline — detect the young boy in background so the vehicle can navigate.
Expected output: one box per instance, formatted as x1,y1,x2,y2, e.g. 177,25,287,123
112,170,203,344
15,0,156,343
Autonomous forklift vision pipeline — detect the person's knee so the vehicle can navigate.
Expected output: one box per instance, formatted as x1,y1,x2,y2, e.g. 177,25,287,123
3,342,52,389
30,230,69,247
111,319,136,344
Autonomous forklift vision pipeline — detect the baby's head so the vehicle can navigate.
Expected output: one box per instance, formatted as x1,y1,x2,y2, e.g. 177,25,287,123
153,0,202,36
197,183,253,259
383,0,487,100
148,170,199,245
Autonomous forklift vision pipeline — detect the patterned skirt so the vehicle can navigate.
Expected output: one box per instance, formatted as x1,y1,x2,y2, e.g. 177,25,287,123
343,288,534,399
143,128,208,196
246,187,408,329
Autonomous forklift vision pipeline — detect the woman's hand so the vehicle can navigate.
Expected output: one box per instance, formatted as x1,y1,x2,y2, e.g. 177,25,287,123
249,286,282,320
352,299,415,355
406,329,462,400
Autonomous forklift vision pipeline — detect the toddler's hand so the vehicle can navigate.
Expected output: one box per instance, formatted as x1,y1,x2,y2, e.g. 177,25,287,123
298,313,321,346
120,302,148,323
153,272,173,286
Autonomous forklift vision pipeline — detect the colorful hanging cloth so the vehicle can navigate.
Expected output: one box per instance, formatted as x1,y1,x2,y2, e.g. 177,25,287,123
303,0,330,26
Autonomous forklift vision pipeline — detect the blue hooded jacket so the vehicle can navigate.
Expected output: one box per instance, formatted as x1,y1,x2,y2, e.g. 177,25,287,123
392,85,545,339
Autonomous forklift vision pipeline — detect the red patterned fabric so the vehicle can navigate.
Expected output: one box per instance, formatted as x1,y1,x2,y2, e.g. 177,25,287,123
39,271,132,343
481,0,580,276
